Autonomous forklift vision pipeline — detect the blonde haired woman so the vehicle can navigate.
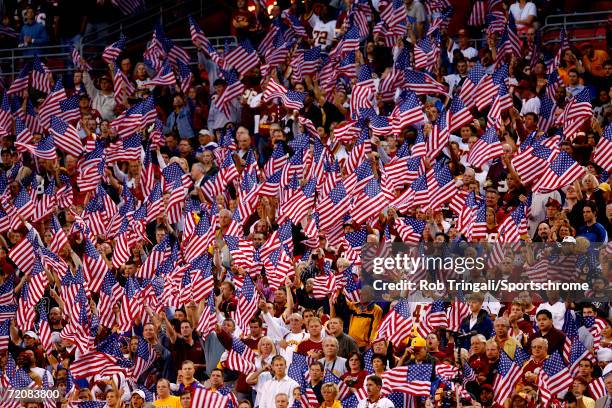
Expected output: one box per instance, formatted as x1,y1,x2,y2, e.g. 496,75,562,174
320,383,342,408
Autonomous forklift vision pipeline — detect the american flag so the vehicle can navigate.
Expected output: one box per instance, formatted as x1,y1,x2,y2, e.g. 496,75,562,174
448,95,473,131
195,291,217,337
541,352,573,397
9,186,35,231
0,92,11,131
493,350,522,405
376,299,414,344
215,69,245,118
368,114,393,136
404,69,448,96
224,39,260,76
467,127,504,168
459,62,486,107
332,120,359,143
468,0,486,26
414,35,438,71
16,134,57,161
390,364,432,396
49,116,83,157
379,0,407,31
58,95,81,123
337,51,357,77
113,62,135,104
495,13,521,65
82,238,109,293
71,46,91,71
192,387,229,408
317,178,350,225
336,25,361,54
429,108,450,159
548,27,569,74
350,65,376,117
111,0,144,15
588,377,606,400
593,124,612,171
391,89,424,132
130,337,156,380
0,319,9,352
473,72,499,111
418,299,447,337
7,64,30,95
284,11,307,38
188,15,211,52
155,25,190,66
226,337,257,374
14,116,33,149
350,178,389,224
232,274,260,335
263,77,305,111
149,59,176,87
447,290,470,332
426,161,456,210
102,33,126,64
498,202,528,242
176,59,193,94
394,217,426,243
294,46,321,79
557,88,593,140
279,178,317,224
533,151,585,193
512,140,555,184
537,95,558,132
106,133,142,162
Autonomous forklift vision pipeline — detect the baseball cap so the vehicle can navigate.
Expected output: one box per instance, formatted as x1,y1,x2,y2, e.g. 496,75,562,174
562,236,577,244
603,362,612,377
545,198,561,208
480,384,493,392
411,337,426,348
597,348,612,362
24,330,38,340
198,129,211,136
458,29,468,37
130,390,146,400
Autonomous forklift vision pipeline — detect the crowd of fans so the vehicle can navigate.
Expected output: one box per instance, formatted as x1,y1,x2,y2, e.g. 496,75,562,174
0,0,611,407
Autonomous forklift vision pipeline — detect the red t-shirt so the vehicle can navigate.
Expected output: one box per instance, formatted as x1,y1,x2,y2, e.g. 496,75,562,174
296,339,323,355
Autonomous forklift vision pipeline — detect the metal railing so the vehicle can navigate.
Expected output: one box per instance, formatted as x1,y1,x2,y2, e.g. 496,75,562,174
542,10,610,45
0,36,236,80
0,43,82,79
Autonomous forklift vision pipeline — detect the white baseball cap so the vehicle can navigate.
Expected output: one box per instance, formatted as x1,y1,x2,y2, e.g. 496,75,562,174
131,390,146,400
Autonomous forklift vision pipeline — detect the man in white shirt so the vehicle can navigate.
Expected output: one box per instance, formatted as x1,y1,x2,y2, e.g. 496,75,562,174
246,355,300,408
357,376,395,408
517,80,541,115
444,59,468,96
456,29,478,61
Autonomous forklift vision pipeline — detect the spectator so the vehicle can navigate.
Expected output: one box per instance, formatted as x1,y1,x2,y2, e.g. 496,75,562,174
164,95,195,140
460,292,494,350
527,310,566,355
19,5,48,50
246,355,300,408
153,378,181,408
82,72,116,121
509,0,537,35
357,376,395,408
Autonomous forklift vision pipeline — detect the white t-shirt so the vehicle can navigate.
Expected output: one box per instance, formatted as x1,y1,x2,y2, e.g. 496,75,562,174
357,397,396,408
536,301,566,331
520,96,541,115
308,14,337,50
509,2,537,30
252,373,300,408
460,47,478,61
